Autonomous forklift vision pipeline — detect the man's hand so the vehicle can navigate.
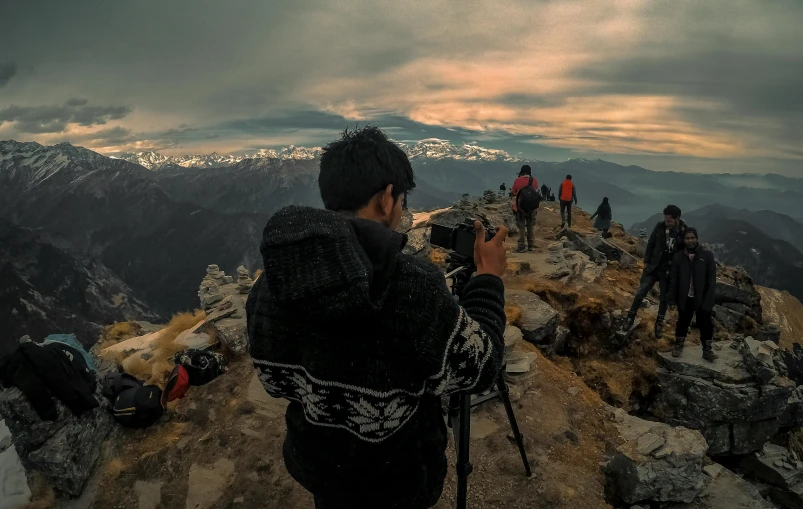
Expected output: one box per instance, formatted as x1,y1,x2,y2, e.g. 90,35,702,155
474,220,508,278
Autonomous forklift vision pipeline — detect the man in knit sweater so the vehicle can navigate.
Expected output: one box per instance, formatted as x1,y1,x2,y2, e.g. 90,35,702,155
246,125,508,509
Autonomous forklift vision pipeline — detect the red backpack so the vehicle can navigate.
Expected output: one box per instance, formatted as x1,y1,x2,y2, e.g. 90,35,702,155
161,365,190,407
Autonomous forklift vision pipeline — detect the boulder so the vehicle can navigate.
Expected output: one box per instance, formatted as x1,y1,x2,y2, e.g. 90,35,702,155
716,266,762,322
669,464,776,509
504,290,559,345
650,341,795,455
740,338,780,385
605,412,708,504
0,386,112,497
556,228,608,265
402,227,432,257
756,325,781,345
714,304,747,332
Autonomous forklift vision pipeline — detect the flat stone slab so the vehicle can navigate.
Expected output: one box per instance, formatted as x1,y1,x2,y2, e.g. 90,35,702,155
741,443,803,490
657,341,753,384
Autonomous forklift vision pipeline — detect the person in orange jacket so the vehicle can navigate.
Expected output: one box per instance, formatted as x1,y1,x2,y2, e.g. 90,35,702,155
558,175,578,228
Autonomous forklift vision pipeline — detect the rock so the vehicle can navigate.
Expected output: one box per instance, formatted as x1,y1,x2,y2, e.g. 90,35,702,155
504,326,523,357
724,302,752,314
198,280,224,311
703,464,725,479
506,357,531,374
134,480,162,509
0,420,10,451
613,318,641,347
756,325,781,345
186,458,236,509
210,316,248,355
402,227,432,257
670,464,776,509
715,266,762,322
0,445,31,509
605,413,708,504
741,444,803,490
0,386,112,497
614,408,628,423
470,415,499,439
568,386,580,396
740,338,780,384
650,341,794,456
543,325,570,354
556,228,608,265
504,290,559,346
714,304,747,332
396,209,414,233
205,306,237,323
547,242,564,252
223,275,234,284
549,267,572,279
636,433,666,455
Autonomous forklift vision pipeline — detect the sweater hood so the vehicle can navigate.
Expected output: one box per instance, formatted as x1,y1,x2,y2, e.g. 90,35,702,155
259,206,407,313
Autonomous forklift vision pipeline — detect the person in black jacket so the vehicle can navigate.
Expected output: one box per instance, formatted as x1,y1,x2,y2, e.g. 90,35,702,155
622,205,687,337
589,197,612,237
667,228,718,361
246,125,508,509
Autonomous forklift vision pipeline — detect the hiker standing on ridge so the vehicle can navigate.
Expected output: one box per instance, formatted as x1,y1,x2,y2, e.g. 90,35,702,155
510,164,541,252
622,205,687,337
668,227,718,362
558,175,577,228
247,125,508,509
589,197,613,238
499,183,506,196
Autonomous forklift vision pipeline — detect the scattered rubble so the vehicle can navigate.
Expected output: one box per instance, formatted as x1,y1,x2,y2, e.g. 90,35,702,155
605,411,708,504
742,443,803,509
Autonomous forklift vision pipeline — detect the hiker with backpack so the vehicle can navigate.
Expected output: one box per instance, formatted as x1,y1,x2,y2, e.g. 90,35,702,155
510,164,541,252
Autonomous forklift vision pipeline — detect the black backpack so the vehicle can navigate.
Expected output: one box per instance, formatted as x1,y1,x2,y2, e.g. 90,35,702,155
517,177,541,213
112,385,164,428
101,371,143,401
175,349,226,386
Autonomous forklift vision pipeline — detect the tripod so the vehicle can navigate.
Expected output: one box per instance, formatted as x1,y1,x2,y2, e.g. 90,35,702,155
444,256,532,509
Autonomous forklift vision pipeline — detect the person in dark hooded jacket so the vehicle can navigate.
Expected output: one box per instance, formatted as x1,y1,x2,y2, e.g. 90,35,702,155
668,227,718,361
246,125,508,509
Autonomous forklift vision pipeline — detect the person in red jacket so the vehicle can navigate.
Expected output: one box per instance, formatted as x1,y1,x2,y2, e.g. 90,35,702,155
558,175,578,228
510,165,539,252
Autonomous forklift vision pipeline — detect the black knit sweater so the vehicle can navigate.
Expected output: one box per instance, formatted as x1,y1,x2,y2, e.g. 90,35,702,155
246,206,506,506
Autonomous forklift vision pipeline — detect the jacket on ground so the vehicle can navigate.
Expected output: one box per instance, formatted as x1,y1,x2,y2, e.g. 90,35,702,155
667,246,717,312
510,175,539,213
643,219,688,275
246,206,506,505
1,342,99,421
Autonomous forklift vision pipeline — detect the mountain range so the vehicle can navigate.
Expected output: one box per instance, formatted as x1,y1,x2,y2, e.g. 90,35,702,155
630,205,803,300
0,219,158,355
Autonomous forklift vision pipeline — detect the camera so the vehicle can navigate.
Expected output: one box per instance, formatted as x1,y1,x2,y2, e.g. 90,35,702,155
429,218,496,260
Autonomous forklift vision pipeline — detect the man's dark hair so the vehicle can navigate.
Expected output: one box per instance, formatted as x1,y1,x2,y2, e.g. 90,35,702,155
566,174,572,180
520,165,531,176
684,227,699,239
319,125,415,212
663,205,682,219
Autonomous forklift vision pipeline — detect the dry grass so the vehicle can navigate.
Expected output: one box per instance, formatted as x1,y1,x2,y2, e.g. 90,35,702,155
20,473,55,509
117,310,205,383
574,358,635,408
253,268,263,280
106,458,126,480
504,304,522,326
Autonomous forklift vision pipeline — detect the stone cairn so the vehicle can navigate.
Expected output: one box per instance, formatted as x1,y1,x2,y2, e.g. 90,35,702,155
199,264,226,311
237,266,254,294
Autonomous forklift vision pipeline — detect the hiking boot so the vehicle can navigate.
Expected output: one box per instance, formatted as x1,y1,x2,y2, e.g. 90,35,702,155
527,245,535,252
515,246,527,253
654,315,665,338
702,343,718,362
672,337,685,357
621,311,636,331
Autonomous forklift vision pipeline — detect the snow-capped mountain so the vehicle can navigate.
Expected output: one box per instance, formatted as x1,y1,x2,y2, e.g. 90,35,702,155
117,145,324,170
400,139,521,163
115,139,519,170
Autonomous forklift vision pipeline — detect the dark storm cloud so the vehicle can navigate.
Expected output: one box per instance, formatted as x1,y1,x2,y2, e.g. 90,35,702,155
0,101,133,134
0,62,16,87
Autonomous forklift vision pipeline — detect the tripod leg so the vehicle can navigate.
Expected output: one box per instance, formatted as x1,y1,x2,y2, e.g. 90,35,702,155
454,393,472,509
496,376,532,477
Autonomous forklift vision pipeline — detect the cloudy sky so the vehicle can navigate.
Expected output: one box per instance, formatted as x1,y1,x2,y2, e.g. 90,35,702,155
1,0,801,175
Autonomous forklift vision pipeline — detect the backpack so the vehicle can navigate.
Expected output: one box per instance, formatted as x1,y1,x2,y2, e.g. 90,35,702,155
517,177,541,213
175,349,226,386
101,371,143,401
161,365,190,407
112,385,164,428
